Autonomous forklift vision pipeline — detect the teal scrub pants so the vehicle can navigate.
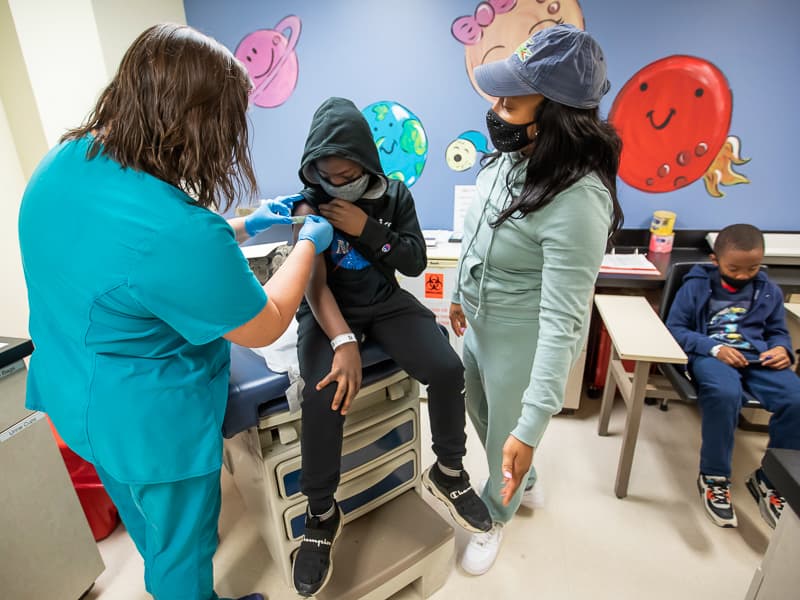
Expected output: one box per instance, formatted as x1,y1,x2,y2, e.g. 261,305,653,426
462,302,539,524
96,466,222,600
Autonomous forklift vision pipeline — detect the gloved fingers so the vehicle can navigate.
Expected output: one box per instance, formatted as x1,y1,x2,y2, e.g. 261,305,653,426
275,193,304,207
263,200,291,216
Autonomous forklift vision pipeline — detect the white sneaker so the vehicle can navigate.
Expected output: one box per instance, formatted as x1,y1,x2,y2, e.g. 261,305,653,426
477,478,544,510
461,522,503,575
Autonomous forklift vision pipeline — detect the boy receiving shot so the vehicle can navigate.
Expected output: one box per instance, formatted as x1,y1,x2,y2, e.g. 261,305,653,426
666,224,800,528
287,97,491,596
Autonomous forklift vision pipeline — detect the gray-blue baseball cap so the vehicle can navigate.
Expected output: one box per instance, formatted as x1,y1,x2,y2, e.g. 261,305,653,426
474,24,611,109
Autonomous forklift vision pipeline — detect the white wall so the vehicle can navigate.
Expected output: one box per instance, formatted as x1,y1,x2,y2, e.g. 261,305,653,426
0,96,29,338
0,0,187,340
92,0,187,78
8,0,107,148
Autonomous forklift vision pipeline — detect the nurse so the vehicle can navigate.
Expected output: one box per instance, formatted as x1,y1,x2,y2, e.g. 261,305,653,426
17,24,332,600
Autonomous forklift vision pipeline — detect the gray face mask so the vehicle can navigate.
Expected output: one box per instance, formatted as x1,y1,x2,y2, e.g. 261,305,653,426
319,173,370,202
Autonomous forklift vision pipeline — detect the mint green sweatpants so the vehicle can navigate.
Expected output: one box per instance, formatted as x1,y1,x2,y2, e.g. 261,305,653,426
462,301,540,524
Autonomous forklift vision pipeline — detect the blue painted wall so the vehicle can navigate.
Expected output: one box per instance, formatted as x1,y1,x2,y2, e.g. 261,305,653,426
184,0,800,232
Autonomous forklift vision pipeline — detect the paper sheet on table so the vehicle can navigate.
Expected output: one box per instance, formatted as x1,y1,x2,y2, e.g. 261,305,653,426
600,252,660,275
250,318,305,414
240,241,288,259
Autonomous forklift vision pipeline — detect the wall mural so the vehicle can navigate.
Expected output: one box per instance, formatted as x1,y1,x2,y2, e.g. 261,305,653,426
234,15,301,109
609,55,749,198
452,0,585,103
361,101,428,188
445,130,492,172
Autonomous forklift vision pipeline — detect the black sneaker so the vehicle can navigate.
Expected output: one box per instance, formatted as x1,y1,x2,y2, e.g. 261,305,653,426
697,474,737,528
422,463,492,533
746,468,785,529
292,502,343,597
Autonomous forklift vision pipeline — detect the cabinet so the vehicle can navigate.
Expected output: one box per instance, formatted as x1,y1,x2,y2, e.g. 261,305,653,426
0,337,104,598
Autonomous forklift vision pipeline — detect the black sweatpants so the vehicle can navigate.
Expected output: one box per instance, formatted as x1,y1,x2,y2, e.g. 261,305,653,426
297,288,466,514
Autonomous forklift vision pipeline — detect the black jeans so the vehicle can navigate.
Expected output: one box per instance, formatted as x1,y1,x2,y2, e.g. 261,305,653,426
297,288,466,514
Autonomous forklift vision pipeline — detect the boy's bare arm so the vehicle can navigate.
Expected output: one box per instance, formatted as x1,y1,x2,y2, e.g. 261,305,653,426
293,200,362,413
292,201,351,340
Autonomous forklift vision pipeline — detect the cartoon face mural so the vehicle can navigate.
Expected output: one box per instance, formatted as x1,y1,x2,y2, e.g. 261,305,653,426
452,0,585,103
446,130,492,171
610,55,749,197
235,16,301,108
362,101,428,187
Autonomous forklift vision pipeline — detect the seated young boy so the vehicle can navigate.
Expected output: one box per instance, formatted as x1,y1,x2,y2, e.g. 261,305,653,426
286,97,491,596
666,223,800,529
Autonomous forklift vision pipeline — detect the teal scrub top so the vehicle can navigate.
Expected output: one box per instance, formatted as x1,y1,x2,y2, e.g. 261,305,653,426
18,137,267,484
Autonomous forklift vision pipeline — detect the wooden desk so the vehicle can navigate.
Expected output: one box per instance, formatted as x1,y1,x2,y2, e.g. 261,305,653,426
594,295,687,498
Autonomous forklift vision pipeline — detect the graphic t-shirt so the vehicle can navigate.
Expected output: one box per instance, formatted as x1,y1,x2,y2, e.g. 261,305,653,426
707,278,755,351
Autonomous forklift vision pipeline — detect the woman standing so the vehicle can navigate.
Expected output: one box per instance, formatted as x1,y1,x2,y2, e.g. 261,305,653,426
18,24,331,599
449,24,623,575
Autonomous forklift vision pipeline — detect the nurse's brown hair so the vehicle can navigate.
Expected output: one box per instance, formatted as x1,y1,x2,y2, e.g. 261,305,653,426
62,23,256,212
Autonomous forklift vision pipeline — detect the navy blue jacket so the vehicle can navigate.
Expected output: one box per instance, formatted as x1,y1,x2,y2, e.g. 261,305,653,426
666,264,793,362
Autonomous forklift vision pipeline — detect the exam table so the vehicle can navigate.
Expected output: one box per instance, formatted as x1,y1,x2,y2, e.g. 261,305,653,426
222,339,454,600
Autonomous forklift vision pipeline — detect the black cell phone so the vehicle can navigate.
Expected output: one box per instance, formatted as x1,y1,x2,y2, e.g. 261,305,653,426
747,358,763,365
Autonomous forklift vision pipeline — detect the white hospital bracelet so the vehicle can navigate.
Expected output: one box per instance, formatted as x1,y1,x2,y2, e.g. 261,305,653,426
330,332,358,351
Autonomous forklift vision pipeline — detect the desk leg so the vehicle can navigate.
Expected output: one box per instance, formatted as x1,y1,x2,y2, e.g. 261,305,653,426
614,360,651,499
598,346,618,436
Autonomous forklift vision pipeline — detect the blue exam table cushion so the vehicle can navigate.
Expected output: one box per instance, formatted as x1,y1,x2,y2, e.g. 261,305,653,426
223,341,403,438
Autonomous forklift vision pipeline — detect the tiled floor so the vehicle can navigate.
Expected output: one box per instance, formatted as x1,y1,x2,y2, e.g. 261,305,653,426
88,394,773,600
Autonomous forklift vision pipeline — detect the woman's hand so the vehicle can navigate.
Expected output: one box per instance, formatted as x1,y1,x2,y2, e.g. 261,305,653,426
449,303,467,337
243,199,293,237
297,215,334,254
316,343,362,415
500,434,534,506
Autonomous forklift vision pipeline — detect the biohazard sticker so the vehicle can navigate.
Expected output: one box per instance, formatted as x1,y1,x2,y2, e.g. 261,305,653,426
425,272,444,299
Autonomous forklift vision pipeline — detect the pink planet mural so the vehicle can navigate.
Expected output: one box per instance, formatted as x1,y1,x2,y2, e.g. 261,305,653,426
235,15,301,108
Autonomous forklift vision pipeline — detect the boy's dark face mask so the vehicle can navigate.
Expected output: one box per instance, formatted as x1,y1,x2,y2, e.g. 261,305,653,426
720,273,755,290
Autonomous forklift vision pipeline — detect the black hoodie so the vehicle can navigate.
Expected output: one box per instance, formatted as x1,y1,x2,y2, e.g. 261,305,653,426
295,97,427,308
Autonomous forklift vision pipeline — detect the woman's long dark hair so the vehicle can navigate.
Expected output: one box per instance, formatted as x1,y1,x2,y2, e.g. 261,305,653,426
488,99,623,239
62,23,257,213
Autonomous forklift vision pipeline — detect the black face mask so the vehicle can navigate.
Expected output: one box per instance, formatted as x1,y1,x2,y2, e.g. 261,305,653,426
720,273,755,290
485,109,536,153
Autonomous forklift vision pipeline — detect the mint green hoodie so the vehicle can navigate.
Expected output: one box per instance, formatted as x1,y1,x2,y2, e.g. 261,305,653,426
453,152,612,447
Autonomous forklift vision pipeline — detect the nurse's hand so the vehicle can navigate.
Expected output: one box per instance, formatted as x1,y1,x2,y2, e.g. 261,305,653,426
275,193,305,210
500,434,534,506
317,343,362,415
244,199,293,237
449,303,467,337
298,215,334,254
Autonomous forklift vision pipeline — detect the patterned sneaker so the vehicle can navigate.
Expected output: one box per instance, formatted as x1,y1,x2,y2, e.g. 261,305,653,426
461,522,504,575
697,474,737,528
477,478,545,510
292,502,343,597
746,468,785,529
422,464,492,532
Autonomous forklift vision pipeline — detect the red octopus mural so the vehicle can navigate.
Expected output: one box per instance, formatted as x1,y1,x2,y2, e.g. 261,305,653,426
609,55,749,198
